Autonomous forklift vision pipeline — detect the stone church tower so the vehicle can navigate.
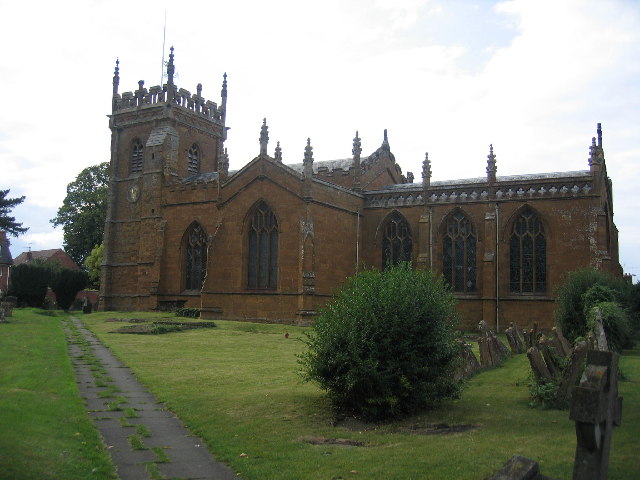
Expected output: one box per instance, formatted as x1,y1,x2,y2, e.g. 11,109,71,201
101,48,227,310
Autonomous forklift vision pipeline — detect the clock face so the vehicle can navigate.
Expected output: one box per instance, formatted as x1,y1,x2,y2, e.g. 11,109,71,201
128,185,140,203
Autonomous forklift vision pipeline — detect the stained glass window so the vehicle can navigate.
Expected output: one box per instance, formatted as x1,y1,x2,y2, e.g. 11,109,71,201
443,211,476,293
188,144,200,175
382,211,412,269
130,139,144,174
184,223,207,290
509,207,546,294
248,202,278,289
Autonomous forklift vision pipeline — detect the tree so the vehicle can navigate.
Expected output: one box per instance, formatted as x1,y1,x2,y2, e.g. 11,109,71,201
0,189,28,236
299,263,461,420
84,242,104,289
555,268,632,344
51,162,109,267
49,269,88,311
8,263,51,307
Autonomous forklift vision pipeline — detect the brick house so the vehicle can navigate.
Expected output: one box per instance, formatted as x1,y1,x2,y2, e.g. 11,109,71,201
100,49,621,330
0,231,12,295
13,249,81,271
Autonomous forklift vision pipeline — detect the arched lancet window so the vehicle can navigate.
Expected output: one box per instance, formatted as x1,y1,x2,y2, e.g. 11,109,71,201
443,211,476,293
509,207,546,294
247,202,278,289
184,223,207,291
381,211,412,269
130,139,144,174
188,144,200,175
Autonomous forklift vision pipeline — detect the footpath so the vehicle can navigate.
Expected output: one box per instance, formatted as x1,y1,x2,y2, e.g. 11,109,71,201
66,316,239,480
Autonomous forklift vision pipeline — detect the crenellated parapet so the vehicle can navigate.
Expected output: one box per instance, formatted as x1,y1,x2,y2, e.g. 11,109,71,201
111,47,226,126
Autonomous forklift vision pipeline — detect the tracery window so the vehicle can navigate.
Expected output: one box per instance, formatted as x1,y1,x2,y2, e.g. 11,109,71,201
443,211,476,293
187,144,200,175
247,202,278,289
184,223,207,291
381,211,413,269
509,207,546,294
130,139,144,174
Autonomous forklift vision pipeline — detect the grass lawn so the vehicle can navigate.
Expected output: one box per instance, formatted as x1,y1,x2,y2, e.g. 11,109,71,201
80,311,640,480
0,309,116,480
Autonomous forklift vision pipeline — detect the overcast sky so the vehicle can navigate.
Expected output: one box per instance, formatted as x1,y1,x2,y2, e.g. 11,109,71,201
1,0,638,279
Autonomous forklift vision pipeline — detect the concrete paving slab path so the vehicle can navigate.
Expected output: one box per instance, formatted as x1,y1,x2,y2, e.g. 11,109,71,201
66,316,240,480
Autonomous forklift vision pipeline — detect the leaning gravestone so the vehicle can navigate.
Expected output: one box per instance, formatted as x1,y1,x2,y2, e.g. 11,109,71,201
455,341,481,381
570,350,622,480
478,320,510,368
556,341,588,405
505,322,526,354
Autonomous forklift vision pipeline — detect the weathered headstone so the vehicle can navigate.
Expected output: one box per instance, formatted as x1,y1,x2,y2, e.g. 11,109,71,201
526,347,553,384
557,341,588,405
485,454,558,480
570,350,622,480
505,322,526,354
591,307,609,352
552,326,571,358
539,336,563,378
478,320,510,367
0,301,13,318
454,341,481,381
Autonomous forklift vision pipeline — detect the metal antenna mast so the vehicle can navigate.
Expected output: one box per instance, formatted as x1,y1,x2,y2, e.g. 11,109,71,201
160,11,167,85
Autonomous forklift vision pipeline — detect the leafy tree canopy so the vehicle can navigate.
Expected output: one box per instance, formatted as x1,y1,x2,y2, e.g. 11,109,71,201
84,242,104,289
0,189,28,236
51,162,109,268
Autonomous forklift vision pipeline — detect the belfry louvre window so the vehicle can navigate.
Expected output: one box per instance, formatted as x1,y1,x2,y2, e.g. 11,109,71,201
509,207,546,294
184,223,207,291
187,144,200,175
130,139,144,174
382,211,413,269
247,202,278,289
443,211,476,293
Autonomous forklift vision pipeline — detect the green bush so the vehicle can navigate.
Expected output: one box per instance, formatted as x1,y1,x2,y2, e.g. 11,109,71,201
588,302,633,352
175,307,200,318
299,263,461,420
49,269,88,311
8,263,51,307
555,268,630,343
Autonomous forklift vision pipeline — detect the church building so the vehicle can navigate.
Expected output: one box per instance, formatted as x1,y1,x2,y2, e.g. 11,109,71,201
100,49,621,330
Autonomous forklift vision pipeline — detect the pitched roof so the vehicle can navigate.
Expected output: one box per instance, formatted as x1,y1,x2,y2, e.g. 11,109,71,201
13,249,81,271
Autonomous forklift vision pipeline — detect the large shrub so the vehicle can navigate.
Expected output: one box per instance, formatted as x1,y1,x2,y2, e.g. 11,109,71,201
49,269,88,311
299,263,461,420
8,263,51,307
555,268,631,344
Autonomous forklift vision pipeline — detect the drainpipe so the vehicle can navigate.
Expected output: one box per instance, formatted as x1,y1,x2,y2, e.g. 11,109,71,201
356,209,360,274
429,207,433,270
495,203,500,332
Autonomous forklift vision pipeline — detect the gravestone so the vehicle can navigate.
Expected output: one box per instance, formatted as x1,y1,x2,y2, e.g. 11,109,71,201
485,454,558,480
591,308,609,352
478,320,510,367
505,322,526,354
552,326,571,358
570,350,622,480
556,341,588,405
455,341,481,381
526,347,553,383
539,336,563,377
